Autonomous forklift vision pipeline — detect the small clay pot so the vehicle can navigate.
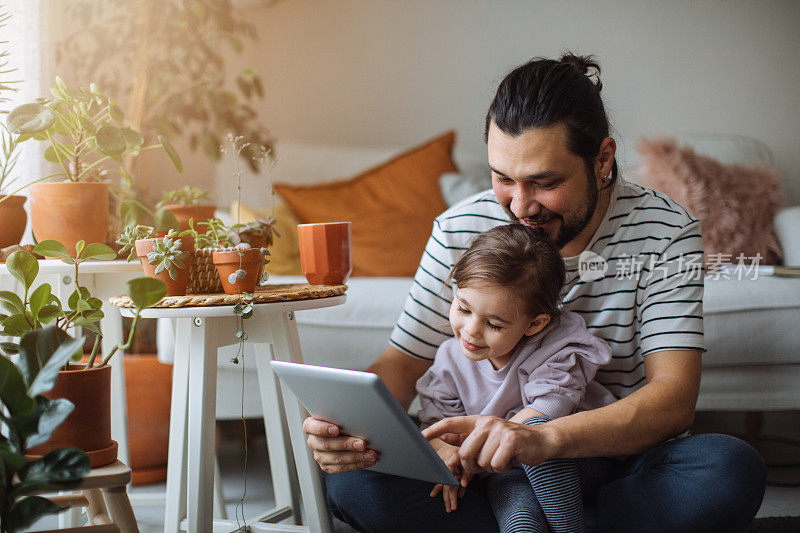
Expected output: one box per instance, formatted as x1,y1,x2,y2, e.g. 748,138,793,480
135,238,190,296
27,363,117,468
162,204,217,231
0,195,27,248
213,248,265,294
30,182,110,257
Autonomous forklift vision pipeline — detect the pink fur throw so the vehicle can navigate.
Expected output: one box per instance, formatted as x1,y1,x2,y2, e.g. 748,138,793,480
637,137,783,265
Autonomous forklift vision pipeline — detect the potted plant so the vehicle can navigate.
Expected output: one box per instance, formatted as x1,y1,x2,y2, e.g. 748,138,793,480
0,125,26,247
0,326,91,533
56,0,275,202
179,217,271,294
0,8,27,249
6,77,182,256
0,242,168,467
117,226,191,296
158,185,216,231
228,216,279,250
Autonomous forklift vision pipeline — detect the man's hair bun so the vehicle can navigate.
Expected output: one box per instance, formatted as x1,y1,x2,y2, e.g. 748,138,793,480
559,52,602,92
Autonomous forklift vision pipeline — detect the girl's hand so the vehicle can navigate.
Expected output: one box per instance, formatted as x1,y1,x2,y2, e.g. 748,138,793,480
429,483,465,513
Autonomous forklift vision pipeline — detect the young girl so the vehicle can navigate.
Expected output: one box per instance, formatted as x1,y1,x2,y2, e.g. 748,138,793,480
416,224,616,533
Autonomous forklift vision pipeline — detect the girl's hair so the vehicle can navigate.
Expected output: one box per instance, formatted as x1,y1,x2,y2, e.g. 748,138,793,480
450,225,565,327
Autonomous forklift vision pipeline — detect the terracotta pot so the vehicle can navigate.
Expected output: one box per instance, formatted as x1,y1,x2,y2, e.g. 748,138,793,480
30,182,110,256
162,204,217,231
213,248,265,294
125,353,172,485
0,195,27,248
135,238,190,296
27,363,117,468
297,222,352,285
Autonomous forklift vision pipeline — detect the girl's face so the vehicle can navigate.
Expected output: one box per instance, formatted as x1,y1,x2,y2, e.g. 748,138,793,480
449,284,550,370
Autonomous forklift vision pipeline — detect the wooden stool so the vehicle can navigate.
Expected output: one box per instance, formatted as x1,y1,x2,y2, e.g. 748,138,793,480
31,460,139,533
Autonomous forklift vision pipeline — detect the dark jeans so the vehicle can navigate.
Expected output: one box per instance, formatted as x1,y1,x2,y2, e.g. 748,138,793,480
325,433,767,533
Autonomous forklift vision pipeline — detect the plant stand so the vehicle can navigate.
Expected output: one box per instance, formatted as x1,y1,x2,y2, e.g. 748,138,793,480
29,460,138,533
111,284,346,533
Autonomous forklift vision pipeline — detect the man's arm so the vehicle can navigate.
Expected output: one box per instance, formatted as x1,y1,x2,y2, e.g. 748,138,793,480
368,345,433,410
423,348,700,472
542,348,700,459
303,345,432,473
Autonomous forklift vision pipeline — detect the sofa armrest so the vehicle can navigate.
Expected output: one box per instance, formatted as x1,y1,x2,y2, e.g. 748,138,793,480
775,206,800,266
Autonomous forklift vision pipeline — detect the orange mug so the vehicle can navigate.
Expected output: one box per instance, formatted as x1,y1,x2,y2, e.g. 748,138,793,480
297,222,353,285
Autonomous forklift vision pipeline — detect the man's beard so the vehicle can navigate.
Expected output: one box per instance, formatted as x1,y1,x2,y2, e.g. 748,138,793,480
501,175,599,249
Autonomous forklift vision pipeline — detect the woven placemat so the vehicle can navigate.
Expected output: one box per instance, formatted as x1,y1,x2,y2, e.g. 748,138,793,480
109,283,347,308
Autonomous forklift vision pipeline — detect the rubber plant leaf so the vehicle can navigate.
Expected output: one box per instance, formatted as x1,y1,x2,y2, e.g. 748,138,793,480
5,495,62,532
0,356,36,416
15,325,73,387
22,328,86,397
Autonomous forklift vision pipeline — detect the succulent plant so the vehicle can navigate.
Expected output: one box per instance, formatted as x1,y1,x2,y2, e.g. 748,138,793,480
146,231,188,280
228,217,279,248
116,224,158,262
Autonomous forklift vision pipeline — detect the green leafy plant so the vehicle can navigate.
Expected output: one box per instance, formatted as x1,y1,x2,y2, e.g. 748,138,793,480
115,224,158,262
6,77,182,185
0,273,166,531
146,231,188,280
159,185,212,207
0,240,168,369
228,217,279,248
0,123,20,195
57,0,274,172
0,5,23,198
0,326,91,533
181,217,239,250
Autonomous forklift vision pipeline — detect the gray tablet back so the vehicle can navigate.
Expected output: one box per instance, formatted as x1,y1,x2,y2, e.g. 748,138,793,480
270,360,459,486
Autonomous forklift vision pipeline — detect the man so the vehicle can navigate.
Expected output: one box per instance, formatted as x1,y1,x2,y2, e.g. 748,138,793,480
304,53,766,532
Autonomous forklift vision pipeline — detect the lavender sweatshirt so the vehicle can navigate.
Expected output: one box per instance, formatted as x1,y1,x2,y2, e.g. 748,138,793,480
416,311,616,428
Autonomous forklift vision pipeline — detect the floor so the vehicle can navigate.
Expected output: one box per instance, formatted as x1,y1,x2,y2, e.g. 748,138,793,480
29,412,800,532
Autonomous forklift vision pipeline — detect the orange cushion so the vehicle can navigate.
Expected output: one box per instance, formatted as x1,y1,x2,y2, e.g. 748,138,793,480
274,131,456,277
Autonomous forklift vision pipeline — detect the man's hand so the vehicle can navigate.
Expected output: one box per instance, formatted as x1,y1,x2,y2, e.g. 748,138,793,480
423,415,556,474
303,417,378,474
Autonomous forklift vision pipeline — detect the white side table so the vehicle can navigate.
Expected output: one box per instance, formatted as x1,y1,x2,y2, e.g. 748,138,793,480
117,292,346,533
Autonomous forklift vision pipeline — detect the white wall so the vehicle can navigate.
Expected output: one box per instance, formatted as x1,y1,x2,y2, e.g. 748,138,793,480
218,0,800,204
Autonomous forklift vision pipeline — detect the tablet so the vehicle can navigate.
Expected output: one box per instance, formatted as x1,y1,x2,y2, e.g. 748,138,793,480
270,360,459,486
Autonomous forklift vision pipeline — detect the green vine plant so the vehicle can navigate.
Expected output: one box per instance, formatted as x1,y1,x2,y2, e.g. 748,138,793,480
219,132,274,528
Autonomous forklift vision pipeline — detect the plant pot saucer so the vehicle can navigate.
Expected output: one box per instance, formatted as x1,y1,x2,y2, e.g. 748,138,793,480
27,440,118,469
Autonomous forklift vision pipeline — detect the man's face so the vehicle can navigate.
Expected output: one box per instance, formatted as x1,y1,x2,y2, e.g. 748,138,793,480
488,122,599,250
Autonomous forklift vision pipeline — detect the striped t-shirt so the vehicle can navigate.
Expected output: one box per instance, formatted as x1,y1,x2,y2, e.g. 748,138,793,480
389,178,705,400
